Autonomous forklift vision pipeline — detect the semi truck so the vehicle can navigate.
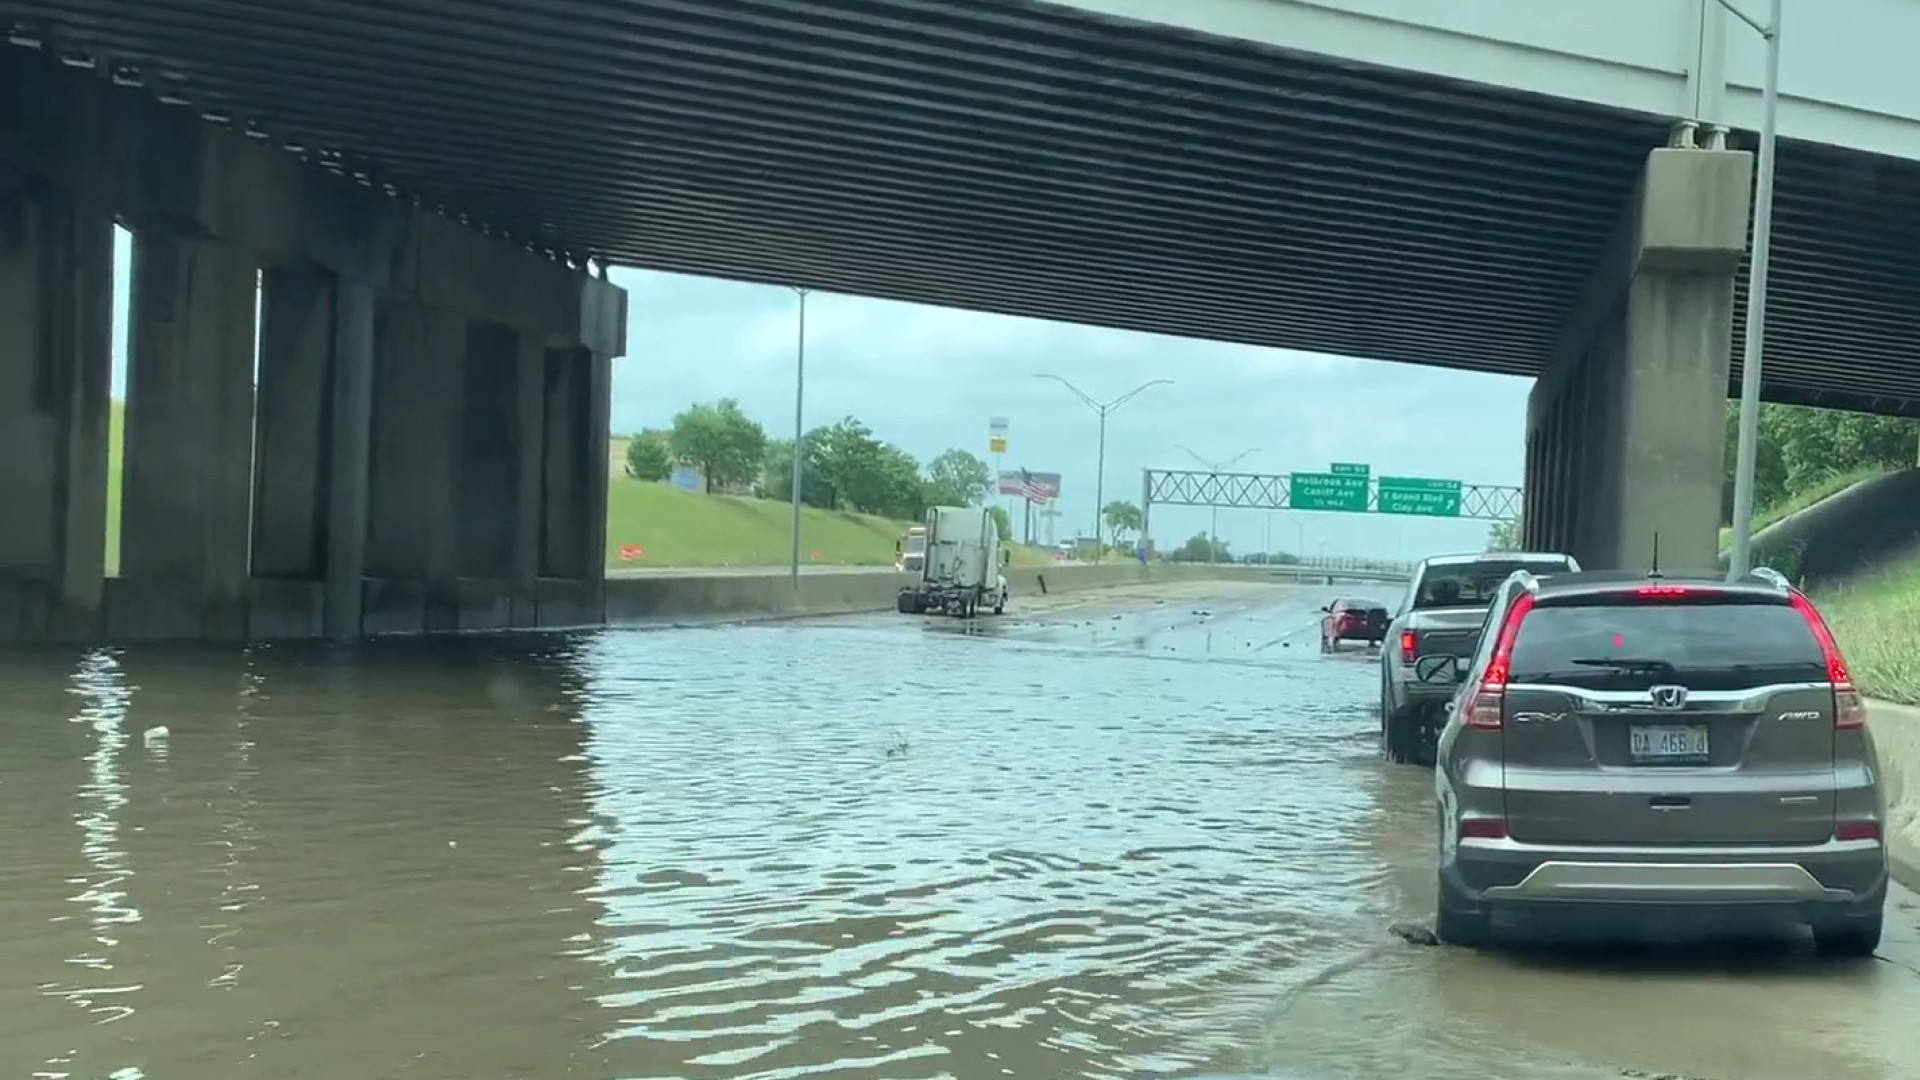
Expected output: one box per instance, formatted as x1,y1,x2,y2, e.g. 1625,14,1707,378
893,525,928,573
897,506,1009,618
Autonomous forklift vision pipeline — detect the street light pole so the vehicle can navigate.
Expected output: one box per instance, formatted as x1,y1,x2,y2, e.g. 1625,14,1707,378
1721,0,1782,579
788,287,810,592
1176,445,1261,565
1034,375,1172,562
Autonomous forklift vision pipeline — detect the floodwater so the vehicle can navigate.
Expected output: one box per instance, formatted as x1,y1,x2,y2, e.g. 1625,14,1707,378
4,579,1920,1080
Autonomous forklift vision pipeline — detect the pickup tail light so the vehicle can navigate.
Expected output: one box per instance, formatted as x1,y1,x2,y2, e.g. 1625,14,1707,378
1399,629,1417,663
1787,591,1865,730
1462,592,1535,730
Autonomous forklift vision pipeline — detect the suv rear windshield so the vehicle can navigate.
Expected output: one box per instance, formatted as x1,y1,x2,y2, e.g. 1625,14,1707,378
1507,596,1827,690
1412,559,1571,610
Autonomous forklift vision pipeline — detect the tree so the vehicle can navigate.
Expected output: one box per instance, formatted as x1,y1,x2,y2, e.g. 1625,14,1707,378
987,505,1013,542
1721,402,1919,523
923,449,995,508
669,399,768,494
623,432,672,481
807,417,925,519
1170,531,1229,563
759,435,834,508
1485,518,1520,552
1102,500,1143,547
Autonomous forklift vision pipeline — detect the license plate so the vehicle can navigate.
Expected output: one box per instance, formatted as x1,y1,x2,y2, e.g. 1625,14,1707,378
1629,724,1709,762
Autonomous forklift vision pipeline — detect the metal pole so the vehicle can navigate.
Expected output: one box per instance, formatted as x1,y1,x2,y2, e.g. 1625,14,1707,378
1724,0,1781,579
788,288,808,591
1033,375,1171,564
1209,501,1219,565
1140,469,1152,560
1093,410,1107,560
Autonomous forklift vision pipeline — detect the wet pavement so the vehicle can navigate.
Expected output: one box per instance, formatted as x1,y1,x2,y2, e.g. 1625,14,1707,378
3,578,1919,1080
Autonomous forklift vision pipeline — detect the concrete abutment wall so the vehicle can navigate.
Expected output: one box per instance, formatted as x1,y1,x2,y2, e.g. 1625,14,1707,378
1525,146,1753,571
0,47,627,643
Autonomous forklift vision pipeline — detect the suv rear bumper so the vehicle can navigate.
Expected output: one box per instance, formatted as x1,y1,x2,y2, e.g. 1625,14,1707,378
1449,836,1886,907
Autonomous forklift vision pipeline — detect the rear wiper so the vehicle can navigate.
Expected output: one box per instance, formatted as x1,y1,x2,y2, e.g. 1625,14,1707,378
1569,657,1678,677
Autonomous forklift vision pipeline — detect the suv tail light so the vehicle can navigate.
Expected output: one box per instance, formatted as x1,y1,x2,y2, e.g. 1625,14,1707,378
1399,629,1416,663
1787,591,1866,729
1461,591,1535,730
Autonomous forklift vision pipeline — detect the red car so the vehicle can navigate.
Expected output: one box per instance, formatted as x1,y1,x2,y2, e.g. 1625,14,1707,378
1321,597,1389,651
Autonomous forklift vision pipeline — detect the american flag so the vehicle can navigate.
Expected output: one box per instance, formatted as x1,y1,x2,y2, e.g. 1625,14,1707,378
1017,469,1048,503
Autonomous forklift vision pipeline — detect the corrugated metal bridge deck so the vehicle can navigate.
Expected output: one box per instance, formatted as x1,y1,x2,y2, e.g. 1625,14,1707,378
6,0,1920,412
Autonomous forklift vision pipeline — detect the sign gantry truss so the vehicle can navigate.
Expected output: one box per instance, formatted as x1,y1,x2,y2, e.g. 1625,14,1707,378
1142,469,1522,521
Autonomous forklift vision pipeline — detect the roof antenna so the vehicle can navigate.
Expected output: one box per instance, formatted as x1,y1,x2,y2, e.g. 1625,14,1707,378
1648,532,1663,580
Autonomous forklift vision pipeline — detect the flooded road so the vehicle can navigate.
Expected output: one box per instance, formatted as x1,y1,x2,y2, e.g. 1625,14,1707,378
4,578,1920,1080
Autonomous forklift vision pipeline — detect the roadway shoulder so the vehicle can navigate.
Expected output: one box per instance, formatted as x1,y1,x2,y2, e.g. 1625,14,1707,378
1867,697,1920,892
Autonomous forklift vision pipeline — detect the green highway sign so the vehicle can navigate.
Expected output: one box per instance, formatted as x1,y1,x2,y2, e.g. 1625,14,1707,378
1330,462,1370,477
1378,476,1463,517
1290,471,1369,513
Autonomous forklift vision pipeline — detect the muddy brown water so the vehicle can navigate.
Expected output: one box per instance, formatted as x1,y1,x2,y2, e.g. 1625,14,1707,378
3,580,1918,1080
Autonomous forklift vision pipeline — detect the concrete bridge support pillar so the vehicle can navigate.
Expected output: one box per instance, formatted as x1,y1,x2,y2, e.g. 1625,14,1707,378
0,189,113,641
112,230,259,640
251,267,375,639
533,346,611,627
1526,147,1752,572
363,300,466,634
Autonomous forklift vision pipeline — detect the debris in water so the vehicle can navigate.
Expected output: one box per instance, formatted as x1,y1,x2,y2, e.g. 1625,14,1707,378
142,726,170,746
1388,922,1439,946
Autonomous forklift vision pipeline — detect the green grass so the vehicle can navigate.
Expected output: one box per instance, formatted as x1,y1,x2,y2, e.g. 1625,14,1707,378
1718,466,1889,550
1820,555,1920,705
606,479,912,568
608,476,1052,569
105,400,124,576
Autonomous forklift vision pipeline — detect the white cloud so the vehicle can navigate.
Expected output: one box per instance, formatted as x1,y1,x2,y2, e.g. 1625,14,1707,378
612,268,1533,562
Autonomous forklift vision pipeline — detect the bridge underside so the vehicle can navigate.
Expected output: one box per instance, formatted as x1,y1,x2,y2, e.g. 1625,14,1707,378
0,46,626,644
9,0,1920,416
4,0,1920,633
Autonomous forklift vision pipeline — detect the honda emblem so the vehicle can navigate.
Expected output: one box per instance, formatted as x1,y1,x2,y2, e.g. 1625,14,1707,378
1649,685,1688,710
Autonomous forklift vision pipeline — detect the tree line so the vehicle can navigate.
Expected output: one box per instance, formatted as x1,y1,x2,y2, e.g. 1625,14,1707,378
623,398,1009,531
1486,402,1919,550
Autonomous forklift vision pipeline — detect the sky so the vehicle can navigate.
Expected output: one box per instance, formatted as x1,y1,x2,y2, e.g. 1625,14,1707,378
105,229,1529,562
612,267,1530,562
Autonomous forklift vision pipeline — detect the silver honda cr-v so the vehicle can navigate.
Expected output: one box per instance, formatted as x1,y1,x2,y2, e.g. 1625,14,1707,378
1417,568,1886,956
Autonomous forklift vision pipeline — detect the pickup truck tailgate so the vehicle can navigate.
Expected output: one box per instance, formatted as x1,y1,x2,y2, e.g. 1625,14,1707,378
1411,606,1489,657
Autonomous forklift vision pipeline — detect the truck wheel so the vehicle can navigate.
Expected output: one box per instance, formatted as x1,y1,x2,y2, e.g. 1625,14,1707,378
1383,704,1423,765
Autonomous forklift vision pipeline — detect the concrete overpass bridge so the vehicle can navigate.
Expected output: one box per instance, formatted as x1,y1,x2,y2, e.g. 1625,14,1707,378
3,0,1917,642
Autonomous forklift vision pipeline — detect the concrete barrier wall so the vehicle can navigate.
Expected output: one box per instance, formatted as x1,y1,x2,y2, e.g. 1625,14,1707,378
603,562,1271,624
1868,698,1920,892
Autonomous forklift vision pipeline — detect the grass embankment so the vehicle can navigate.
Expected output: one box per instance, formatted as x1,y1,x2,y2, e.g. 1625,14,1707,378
1717,466,1887,550
105,402,125,576
1821,558,1920,706
606,477,1052,569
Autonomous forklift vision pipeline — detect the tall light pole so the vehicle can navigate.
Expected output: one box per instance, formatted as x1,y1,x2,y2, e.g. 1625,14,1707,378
1176,444,1261,564
788,287,810,592
1722,0,1782,578
1034,375,1172,561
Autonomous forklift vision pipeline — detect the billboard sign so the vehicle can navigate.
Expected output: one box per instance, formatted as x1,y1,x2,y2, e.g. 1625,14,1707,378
998,470,1061,500
989,416,1009,455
